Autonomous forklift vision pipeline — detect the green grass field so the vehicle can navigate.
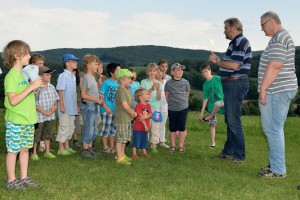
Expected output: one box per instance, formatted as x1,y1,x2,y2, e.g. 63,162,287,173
0,110,299,199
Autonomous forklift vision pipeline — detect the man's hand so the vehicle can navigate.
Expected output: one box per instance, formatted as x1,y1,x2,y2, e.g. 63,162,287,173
259,90,267,105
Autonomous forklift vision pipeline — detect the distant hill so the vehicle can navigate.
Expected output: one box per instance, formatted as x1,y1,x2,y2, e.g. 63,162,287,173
0,45,264,73
33,45,263,67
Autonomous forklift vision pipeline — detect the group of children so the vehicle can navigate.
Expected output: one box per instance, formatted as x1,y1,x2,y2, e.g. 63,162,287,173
2,39,223,190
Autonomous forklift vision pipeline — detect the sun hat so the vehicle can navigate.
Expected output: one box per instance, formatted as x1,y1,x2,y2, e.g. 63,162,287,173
22,64,39,83
116,69,133,80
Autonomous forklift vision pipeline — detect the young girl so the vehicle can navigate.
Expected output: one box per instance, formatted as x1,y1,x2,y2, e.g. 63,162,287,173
156,66,169,149
140,63,161,153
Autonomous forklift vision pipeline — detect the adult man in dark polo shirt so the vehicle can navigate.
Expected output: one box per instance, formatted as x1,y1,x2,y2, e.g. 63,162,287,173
209,18,252,163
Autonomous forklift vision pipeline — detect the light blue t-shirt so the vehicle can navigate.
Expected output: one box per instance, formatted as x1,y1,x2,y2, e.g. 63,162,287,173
56,69,77,116
99,78,119,114
140,79,161,110
129,81,140,107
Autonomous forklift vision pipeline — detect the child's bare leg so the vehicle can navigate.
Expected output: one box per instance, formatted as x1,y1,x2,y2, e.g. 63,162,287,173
32,142,38,155
44,140,51,154
82,143,89,150
121,143,126,156
178,130,187,148
142,149,147,154
116,142,122,160
109,136,115,150
88,141,93,148
58,142,65,152
170,132,176,147
6,152,17,182
210,126,216,147
19,148,29,180
133,147,137,155
102,136,108,150
73,133,78,140
64,139,70,149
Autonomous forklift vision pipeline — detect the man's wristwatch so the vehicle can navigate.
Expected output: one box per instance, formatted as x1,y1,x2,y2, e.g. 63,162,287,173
215,57,221,64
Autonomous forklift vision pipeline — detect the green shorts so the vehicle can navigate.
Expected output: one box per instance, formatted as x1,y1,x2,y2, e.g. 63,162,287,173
115,122,132,143
6,122,34,153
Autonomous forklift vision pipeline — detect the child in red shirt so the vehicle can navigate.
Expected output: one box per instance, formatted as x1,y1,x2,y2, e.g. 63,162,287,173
132,88,152,158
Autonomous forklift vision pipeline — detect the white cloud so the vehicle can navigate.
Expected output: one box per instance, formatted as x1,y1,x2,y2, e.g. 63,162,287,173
0,6,226,51
0,6,110,50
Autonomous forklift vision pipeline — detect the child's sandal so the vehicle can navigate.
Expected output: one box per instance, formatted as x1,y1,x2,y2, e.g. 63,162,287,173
169,146,176,153
102,147,111,153
178,147,185,153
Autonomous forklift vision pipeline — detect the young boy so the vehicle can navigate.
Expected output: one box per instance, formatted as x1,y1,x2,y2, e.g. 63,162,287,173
2,40,42,189
80,54,103,158
164,63,190,153
29,53,46,152
31,66,59,160
99,63,120,153
56,54,79,155
198,64,224,148
115,69,137,164
132,88,152,158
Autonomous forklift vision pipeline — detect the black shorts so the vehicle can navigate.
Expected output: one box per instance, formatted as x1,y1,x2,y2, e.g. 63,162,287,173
168,108,188,132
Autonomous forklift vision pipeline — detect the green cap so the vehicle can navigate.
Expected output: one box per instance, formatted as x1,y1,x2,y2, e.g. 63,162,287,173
116,69,133,80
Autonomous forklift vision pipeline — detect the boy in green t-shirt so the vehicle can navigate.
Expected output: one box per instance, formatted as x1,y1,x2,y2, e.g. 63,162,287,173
199,64,224,148
2,40,42,190
114,69,137,165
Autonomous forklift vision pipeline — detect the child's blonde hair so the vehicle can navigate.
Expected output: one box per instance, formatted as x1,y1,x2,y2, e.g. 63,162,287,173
82,54,100,72
2,40,31,68
146,63,158,74
134,88,147,102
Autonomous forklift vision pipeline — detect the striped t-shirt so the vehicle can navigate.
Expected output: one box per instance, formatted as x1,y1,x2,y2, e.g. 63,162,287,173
218,33,252,78
257,29,298,94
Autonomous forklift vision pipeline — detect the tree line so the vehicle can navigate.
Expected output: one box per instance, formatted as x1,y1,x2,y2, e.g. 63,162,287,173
0,45,299,115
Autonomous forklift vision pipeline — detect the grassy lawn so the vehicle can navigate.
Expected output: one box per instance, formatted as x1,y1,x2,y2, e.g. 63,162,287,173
0,110,299,199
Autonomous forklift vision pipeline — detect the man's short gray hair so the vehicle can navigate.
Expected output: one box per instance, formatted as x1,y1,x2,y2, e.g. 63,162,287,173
261,11,281,24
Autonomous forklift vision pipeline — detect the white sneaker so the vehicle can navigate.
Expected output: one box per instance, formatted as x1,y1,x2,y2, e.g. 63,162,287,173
159,143,170,149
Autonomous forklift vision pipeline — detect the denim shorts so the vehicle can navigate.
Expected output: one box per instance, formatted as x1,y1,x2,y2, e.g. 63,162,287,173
80,102,98,144
133,130,148,149
6,122,34,153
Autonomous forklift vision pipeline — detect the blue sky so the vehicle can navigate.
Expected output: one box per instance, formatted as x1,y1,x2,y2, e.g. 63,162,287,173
1,0,299,52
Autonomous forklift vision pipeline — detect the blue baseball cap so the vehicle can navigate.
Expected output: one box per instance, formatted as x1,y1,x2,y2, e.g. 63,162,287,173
62,54,79,62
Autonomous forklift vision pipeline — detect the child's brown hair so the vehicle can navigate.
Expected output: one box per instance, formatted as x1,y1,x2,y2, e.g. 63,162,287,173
200,64,211,72
29,53,45,64
2,40,31,68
